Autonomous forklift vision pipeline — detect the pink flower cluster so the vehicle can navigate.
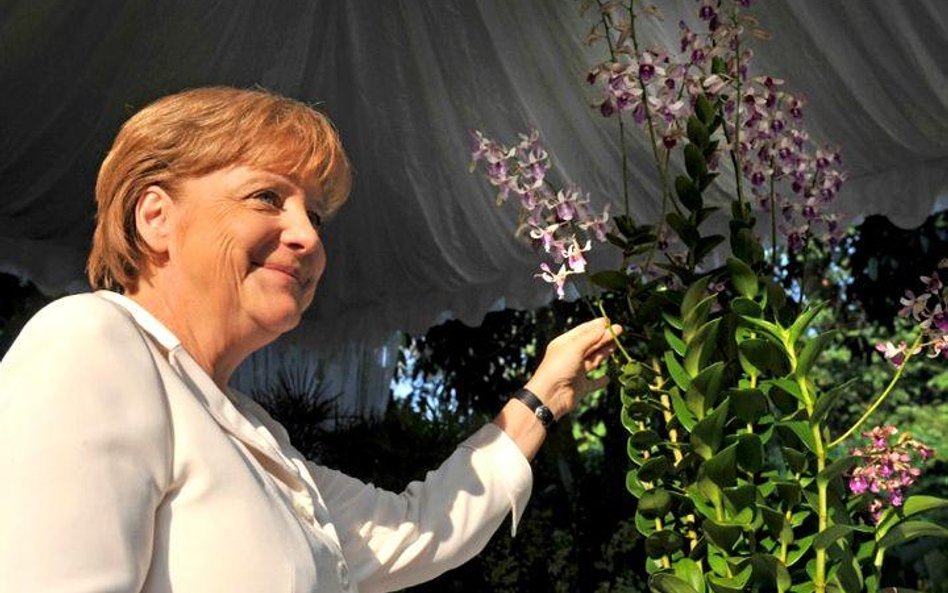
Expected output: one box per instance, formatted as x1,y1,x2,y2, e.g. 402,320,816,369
879,259,948,365
470,130,610,298
586,0,846,251
848,425,934,523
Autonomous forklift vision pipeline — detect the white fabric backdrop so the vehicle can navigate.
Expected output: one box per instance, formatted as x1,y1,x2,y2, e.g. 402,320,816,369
1,0,946,411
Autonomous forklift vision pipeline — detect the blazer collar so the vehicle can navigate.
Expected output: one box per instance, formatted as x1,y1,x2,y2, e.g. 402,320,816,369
94,290,311,493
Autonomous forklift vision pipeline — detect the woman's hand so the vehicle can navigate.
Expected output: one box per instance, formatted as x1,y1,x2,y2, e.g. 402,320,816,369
494,317,622,460
523,317,623,419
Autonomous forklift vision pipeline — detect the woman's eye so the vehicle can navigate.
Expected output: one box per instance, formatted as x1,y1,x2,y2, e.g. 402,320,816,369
252,190,281,207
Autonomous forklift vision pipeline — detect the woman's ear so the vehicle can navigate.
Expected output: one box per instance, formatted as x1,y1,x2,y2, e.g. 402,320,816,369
135,185,175,255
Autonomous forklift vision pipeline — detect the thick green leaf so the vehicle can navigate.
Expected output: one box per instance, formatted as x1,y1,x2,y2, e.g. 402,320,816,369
639,456,671,482
662,310,684,330
639,488,674,519
650,572,701,593
626,469,645,497
778,421,817,454
786,533,814,568
696,94,715,124
675,175,703,211
768,377,805,404
691,399,730,459
723,483,757,519
817,456,857,487
814,524,861,550
795,330,837,377
646,530,686,558
731,297,762,318
787,301,827,345
700,443,738,487
686,362,726,419
687,116,710,148
670,388,697,431
589,270,629,292
673,559,705,593
665,350,692,390
667,211,700,247
683,294,718,342
684,318,722,377
738,315,786,344
727,257,758,299
682,276,712,318
703,518,742,552
665,327,687,357
750,554,791,593
774,481,803,508
737,433,764,473
620,407,638,433
901,495,948,519
780,448,809,474
810,379,856,426
685,143,708,180
694,235,726,265
739,339,789,376
630,430,662,449
730,388,767,423
877,520,948,549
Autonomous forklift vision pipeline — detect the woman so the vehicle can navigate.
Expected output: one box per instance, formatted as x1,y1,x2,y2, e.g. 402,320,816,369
0,87,620,592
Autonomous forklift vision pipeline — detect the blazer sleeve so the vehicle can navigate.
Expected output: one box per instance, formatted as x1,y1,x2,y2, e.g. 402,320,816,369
0,294,172,592
307,423,533,593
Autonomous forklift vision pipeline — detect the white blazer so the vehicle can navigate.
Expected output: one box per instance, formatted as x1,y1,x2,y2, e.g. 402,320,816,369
0,292,532,593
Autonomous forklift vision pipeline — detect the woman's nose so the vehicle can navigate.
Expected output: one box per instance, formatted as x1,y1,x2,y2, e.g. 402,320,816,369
282,204,321,254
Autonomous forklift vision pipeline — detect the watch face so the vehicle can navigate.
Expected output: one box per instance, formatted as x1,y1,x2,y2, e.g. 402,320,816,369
535,405,555,427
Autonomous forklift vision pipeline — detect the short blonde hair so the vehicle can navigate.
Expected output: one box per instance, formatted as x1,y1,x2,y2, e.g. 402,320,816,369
87,86,352,292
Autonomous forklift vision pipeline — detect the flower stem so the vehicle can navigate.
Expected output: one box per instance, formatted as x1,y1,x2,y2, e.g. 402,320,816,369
769,158,778,270
598,301,633,363
827,332,924,449
594,0,631,216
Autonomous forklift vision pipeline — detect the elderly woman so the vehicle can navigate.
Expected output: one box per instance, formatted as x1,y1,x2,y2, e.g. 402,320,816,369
0,87,620,593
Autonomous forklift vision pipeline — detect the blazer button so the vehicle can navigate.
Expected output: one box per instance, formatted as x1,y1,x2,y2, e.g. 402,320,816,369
338,561,350,589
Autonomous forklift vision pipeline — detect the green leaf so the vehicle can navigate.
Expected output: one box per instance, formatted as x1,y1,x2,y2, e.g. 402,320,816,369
630,430,661,449
685,143,708,180
683,294,718,341
730,388,767,423
686,362,726,419
675,175,703,211
665,350,692,390
626,469,645,497
739,339,789,376
691,398,730,459
736,433,763,473
814,524,868,550
673,559,705,593
650,572,701,593
700,442,738,487
774,481,803,508
687,116,710,148
726,257,758,299
795,330,837,378
787,301,827,345
738,315,786,344
810,379,856,426
778,421,817,454
684,318,722,377
665,327,687,357
817,456,857,487
639,488,674,519
877,520,948,549
639,457,671,482
670,389,697,432
667,211,700,247
662,310,684,330
901,495,948,518
589,270,629,292
694,235,725,265
614,214,637,237
750,554,792,593
682,277,712,318
696,94,715,124
703,518,743,552
731,297,762,318
646,530,686,558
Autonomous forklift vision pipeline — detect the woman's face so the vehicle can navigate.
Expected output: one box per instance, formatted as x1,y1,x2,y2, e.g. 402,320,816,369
163,165,326,337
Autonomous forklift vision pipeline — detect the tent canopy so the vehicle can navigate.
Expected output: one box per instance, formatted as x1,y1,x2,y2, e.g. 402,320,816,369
2,0,946,410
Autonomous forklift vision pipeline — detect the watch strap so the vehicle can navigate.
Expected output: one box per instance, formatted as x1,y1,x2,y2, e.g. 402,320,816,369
511,388,556,428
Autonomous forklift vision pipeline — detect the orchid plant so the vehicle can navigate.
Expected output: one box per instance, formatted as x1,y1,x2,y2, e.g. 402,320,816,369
469,1,946,592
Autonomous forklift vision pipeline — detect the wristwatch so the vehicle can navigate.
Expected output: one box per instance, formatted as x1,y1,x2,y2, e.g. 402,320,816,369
511,388,556,428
